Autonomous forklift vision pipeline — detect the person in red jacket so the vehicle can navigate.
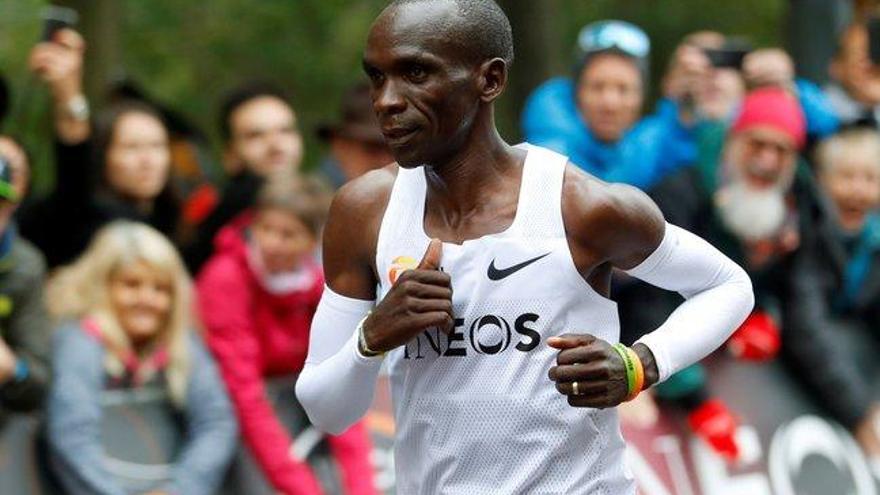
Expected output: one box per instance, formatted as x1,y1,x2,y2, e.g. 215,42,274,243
197,176,377,495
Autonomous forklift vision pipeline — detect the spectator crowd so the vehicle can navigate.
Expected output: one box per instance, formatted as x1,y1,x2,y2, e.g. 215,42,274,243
3,1,880,493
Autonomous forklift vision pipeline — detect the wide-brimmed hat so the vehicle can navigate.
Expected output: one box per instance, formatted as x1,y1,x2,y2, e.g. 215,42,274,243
317,83,386,146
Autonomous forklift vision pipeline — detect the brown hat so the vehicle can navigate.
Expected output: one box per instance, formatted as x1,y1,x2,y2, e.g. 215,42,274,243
317,83,385,146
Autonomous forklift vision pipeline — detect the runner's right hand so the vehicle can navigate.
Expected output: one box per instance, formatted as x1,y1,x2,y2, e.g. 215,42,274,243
362,238,453,353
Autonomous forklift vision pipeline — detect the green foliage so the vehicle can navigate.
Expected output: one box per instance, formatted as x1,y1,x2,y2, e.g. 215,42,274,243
560,0,786,93
0,0,785,193
120,0,388,148
1,0,55,193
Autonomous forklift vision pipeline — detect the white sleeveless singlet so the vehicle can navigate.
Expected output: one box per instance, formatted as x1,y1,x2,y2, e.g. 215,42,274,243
375,144,636,494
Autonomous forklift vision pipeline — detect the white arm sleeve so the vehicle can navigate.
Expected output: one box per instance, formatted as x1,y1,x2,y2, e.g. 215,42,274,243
626,223,754,383
295,286,383,434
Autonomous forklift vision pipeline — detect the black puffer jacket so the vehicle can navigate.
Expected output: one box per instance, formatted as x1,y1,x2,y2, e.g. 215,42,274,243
19,139,181,269
781,192,880,429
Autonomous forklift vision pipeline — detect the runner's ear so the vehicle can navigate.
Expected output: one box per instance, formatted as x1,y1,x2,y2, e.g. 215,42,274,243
478,57,508,103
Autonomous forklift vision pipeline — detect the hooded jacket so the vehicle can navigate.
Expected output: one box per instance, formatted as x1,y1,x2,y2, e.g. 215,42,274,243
197,214,376,495
47,322,237,495
521,77,839,192
521,77,697,190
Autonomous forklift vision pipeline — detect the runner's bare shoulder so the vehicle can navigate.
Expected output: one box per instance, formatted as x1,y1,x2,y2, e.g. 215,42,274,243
323,164,401,295
561,163,664,270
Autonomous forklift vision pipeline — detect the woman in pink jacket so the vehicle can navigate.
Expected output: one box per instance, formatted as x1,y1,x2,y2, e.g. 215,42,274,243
197,177,377,495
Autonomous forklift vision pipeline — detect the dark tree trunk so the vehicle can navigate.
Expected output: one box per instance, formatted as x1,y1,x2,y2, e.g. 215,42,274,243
54,0,122,105
497,0,564,141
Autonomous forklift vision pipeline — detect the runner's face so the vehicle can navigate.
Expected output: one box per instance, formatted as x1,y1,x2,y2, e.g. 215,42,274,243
363,2,481,168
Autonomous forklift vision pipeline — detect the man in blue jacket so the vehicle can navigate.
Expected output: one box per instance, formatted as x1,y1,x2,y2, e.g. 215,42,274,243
523,22,839,192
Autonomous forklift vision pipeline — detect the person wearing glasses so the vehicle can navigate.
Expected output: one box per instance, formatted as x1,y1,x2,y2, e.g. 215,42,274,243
522,20,699,191
616,87,815,461
522,21,839,193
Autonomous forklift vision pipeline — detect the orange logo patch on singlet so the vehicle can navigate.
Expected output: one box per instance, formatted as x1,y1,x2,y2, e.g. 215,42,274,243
389,256,419,285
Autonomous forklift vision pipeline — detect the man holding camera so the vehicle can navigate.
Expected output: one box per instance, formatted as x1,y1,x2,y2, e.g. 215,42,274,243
825,20,880,128
523,24,839,195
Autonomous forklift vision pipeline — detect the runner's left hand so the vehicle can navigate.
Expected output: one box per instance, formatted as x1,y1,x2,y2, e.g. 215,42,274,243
547,333,629,409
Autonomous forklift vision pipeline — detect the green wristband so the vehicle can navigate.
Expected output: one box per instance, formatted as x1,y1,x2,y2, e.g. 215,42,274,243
612,343,637,396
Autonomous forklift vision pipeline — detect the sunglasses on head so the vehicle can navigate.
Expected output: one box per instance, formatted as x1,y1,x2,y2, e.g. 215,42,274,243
577,21,650,60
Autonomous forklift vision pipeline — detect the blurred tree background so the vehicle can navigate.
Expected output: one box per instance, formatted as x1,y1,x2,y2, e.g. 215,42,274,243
0,0,800,194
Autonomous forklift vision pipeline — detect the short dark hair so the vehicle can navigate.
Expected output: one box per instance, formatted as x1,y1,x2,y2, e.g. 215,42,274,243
217,82,293,142
90,100,180,217
388,0,514,65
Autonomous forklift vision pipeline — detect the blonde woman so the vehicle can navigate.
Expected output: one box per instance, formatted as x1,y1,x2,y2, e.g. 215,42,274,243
46,221,237,495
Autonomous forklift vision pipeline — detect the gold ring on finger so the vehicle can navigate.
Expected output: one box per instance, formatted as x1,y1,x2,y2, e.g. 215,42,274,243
572,381,580,396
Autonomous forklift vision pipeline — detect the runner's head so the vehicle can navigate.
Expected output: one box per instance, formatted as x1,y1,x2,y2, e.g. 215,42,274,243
364,0,513,168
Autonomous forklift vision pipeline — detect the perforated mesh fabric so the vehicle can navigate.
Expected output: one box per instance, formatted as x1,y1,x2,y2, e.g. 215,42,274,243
376,145,636,494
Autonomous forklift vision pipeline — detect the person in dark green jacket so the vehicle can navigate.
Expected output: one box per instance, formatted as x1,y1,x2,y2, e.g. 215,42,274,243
0,136,51,415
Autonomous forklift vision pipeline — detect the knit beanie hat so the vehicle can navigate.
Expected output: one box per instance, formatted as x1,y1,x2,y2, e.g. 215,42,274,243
731,87,806,150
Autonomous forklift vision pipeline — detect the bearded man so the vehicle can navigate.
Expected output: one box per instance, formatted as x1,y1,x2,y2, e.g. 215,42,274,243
615,87,809,460
660,87,808,287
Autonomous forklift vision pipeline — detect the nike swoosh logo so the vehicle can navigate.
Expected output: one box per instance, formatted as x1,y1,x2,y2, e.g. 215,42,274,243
487,252,552,281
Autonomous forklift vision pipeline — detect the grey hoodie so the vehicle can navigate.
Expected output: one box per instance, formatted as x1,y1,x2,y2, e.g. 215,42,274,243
47,322,238,495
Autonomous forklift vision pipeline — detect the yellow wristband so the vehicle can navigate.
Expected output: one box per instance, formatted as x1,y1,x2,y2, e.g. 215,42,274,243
623,346,645,401
612,344,636,397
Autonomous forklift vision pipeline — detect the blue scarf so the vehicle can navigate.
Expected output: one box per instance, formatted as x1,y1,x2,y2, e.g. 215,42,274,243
0,225,16,271
835,214,880,312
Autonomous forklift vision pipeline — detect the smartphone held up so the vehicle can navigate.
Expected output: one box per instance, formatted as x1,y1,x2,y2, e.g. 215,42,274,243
41,6,79,42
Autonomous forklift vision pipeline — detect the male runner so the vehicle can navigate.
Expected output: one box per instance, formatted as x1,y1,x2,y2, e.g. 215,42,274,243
296,1,754,493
